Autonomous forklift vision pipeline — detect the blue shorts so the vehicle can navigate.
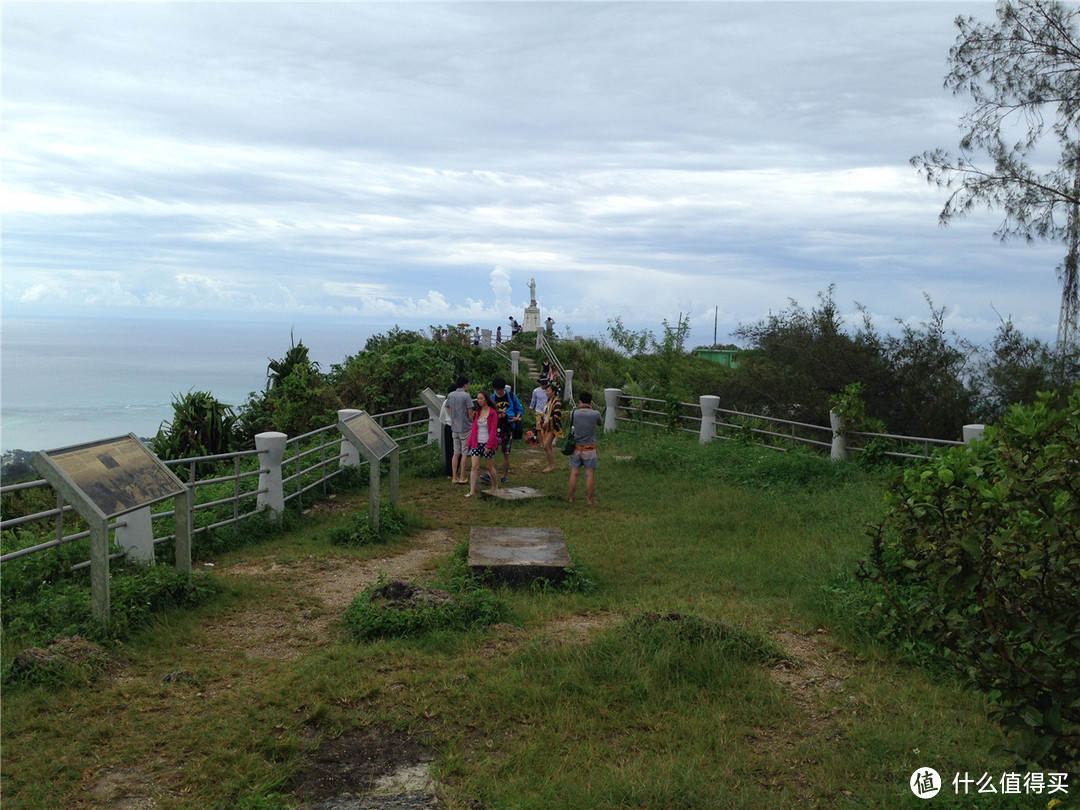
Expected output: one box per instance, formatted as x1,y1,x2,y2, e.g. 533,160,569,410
569,446,599,469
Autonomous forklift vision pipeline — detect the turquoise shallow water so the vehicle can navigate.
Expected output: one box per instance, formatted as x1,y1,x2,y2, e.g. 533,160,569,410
1,316,373,453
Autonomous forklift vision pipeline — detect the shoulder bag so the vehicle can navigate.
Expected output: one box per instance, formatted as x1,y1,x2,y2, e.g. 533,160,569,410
561,408,577,455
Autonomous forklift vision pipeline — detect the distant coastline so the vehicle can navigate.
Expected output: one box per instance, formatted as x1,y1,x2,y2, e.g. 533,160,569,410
0,315,375,457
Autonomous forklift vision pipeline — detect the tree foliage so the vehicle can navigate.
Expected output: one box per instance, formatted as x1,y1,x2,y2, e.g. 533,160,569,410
860,385,1080,769
912,0,1080,345
730,287,888,426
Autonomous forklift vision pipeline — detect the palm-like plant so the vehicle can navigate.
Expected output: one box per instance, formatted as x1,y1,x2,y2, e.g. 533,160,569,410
153,390,237,468
266,335,320,391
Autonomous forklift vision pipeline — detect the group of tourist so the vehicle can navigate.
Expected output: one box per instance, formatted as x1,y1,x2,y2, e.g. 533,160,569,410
440,371,601,504
466,316,555,346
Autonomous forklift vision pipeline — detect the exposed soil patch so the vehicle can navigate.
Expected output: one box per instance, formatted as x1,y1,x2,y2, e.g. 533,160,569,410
89,757,168,810
203,530,458,660
750,628,864,798
769,628,856,708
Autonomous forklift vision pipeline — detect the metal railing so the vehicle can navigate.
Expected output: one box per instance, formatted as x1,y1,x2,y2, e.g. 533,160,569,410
535,331,566,383
0,404,431,570
613,394,965,459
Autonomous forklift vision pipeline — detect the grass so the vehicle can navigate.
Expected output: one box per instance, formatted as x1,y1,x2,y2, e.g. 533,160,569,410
0,426,1051,809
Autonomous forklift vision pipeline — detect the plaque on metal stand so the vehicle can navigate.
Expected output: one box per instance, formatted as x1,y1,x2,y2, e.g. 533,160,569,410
338,411,400,531
32,434,191,627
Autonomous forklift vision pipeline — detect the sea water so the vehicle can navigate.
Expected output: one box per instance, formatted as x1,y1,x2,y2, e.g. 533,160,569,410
1,316,374,454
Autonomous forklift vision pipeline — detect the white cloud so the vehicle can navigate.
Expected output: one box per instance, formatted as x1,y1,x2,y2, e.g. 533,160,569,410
0,1,1067,347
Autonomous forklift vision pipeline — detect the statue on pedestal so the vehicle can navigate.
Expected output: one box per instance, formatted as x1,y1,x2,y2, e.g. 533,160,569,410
523,277,541,333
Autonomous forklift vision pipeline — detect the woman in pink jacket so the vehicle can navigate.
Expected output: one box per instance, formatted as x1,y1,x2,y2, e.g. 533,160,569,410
466,390,500,498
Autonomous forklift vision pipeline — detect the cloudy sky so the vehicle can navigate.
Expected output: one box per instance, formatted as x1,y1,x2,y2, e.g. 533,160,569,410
1,1,1066,349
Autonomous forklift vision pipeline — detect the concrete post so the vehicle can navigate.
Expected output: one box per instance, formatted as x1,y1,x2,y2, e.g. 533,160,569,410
699,395,720,444
481,329,492,350
604,389,621,432
256,431,288,519
338,409,362,467
511,350,520,382
829,410,848,461
116,506,154,563
564,369,574,403
963,424,986,444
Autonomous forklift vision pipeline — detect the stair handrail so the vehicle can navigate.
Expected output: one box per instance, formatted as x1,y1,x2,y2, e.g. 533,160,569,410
535,330,567,384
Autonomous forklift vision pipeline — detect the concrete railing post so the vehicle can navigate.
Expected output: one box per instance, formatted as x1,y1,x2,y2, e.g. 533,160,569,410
829,410,848,461
115,506,155,563
338,409,362,467
511,350,520,382
604,388,621,432
564,369,574,403
963,424,986,444
699,395,720,444
256,431,287,519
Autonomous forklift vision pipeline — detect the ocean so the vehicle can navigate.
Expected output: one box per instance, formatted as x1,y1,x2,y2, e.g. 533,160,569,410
1,316,374,454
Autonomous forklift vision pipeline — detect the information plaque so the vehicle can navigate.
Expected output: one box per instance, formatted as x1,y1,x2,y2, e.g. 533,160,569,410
31,433,192,628
418,387,443,414
34,434,186,520
339,411,397,461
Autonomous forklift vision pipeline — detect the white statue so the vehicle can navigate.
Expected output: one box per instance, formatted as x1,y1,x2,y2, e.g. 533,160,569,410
529,278,537,307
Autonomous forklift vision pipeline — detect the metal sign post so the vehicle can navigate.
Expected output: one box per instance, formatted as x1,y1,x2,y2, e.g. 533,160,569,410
337,411,399,531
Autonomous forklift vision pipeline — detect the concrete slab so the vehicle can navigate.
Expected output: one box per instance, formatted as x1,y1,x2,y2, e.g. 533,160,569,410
480,486,546,501
468,527,572,584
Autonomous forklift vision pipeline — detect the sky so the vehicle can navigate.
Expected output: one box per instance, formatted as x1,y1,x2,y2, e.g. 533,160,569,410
1,1,1067,350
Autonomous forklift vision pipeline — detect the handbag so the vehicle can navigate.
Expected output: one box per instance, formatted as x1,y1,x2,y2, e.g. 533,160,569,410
560,410,577,455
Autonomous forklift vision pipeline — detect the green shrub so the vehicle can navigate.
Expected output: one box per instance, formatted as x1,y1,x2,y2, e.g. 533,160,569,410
2,563,217,646
326,502,414,547
859,385,1080,769
344,542,509,640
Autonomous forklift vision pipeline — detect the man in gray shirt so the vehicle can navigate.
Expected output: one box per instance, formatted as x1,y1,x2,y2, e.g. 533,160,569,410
445,377,474,484
567,390,603,504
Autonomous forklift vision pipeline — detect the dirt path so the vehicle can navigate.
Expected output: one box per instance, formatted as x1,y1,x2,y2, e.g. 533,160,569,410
210,529,459,661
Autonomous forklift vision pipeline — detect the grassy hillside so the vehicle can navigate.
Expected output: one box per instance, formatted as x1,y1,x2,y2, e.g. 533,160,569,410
0,427,1041,809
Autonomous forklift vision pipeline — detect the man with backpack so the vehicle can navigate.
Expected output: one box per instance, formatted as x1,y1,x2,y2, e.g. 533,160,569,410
489,376,523,484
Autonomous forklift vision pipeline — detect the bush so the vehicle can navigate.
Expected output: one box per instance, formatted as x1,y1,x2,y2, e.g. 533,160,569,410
2,563,217,646
326,502,415,547
859,385,1080,769
343,542,509,640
